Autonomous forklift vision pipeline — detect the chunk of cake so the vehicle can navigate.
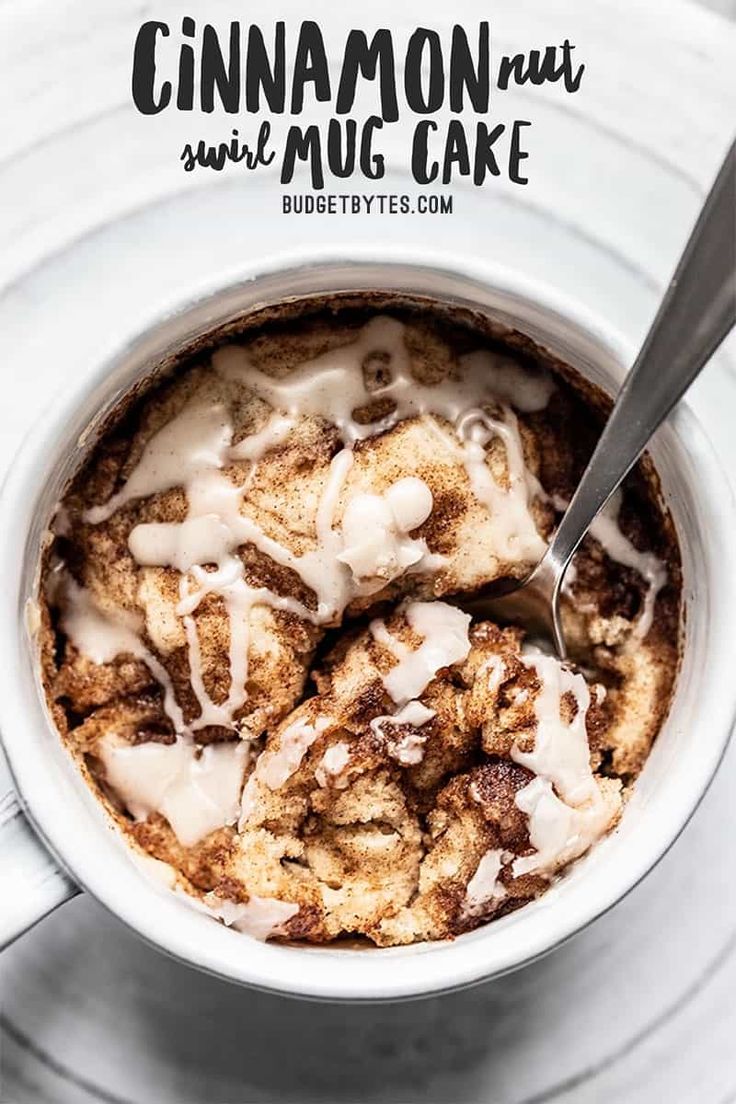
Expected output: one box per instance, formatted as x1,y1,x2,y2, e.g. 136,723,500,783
208,605,621,944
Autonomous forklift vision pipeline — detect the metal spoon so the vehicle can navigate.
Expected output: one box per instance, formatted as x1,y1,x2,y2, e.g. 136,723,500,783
462,138,736,658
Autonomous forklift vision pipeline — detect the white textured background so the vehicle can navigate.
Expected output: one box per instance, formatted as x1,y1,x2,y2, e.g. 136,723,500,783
1,1,735,1101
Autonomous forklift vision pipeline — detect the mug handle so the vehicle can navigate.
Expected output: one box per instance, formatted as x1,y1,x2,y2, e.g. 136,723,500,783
0,785,78,949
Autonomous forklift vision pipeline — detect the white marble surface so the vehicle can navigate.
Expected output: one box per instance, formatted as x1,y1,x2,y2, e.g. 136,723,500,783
0,0,735,1100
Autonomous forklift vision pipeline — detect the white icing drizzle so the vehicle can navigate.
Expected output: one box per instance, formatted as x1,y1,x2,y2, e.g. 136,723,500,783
458,350,554,413
370,700,436,766
550,489,667,643
85,406,350,730
213,318,409,443
451,408,547,562
98,733,247,848
101,412,437,730
61,577,185,732
78,316,554,733
374,601,471,704
84,402,233,524
512,776,611,877
588,490,667,643
512,654,598,807
252,714,332,791
201,891,299,941
369,618,410,661
315,742,352,788
216,316,549,562
238,774,259,824
228,414,295,461
506,652,612,877
337,476,438,586
61,577,146,664
298,447,356,619
214,317,553,441
464,848,506,912
479,653,507,695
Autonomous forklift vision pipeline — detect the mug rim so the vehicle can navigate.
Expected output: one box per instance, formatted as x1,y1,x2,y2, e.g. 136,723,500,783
1,250,735,1002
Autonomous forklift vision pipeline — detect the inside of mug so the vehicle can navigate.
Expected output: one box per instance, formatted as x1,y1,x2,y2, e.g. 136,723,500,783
9,261,718,996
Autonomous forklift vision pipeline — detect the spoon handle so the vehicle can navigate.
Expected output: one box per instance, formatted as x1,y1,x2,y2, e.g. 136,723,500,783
547,138,736,578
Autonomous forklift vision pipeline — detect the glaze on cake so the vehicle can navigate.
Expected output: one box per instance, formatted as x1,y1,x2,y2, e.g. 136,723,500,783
40,300,681,945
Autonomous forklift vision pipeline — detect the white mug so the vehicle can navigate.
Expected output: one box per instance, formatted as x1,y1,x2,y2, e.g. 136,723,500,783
1,254,734,1001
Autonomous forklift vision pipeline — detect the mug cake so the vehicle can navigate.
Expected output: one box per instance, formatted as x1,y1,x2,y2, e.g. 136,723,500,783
39,299,680,946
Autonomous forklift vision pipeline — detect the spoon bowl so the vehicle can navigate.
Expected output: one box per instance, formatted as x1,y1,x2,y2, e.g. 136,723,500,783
459,555,565,655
